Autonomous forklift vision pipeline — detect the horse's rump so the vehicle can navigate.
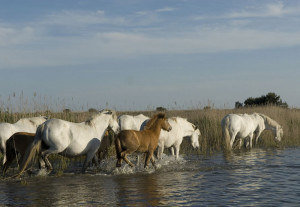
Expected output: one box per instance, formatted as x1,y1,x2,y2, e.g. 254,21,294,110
117,130,141,151
6,132,35,155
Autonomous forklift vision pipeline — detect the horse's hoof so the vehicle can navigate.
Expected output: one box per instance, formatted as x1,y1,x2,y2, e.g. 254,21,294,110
116,163,121,167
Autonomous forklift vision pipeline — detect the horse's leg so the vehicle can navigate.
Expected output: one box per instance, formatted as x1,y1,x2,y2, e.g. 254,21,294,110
157,142,164,159
255,131,263,145
92,155,99,166
123,154,134,167
119,149,135,167
238,138,244,149
174,145,180,159
38,157,46,169
2,153,14,175
41,148,61,172
82,152,96,173
150,154,157,168
82,140,101,173
170,147,175,156
248,133,254,149
1,141,7,164
144,152,151,168
136,154,141,165
230,132,237,149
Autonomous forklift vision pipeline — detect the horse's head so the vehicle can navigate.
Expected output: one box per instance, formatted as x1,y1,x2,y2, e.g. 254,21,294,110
106,110,120,133
158,113,172,132
191,128,200,148
30,116,48,127
274,126,283,142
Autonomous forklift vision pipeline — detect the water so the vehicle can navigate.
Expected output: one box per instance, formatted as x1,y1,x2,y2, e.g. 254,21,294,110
1,148,300,206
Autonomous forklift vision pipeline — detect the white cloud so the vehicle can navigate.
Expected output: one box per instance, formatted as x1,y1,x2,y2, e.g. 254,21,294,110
0,25,35,46
155,7,176,13
227,2,285,18
2,27,300,69
1,3,300,70
137,7,175,15
41,10,125,26
194,2,300,20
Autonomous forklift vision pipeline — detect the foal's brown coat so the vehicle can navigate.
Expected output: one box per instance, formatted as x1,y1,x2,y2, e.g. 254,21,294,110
3,132,35,174
115,113,171,168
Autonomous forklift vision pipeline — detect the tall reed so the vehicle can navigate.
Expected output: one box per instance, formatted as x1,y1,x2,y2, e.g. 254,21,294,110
1,105,299,172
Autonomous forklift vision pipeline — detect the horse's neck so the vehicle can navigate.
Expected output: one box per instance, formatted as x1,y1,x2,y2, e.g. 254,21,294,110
264,121,277,131
89,115,110,135
183,124,195,136
14,119,36,131
148,121,163,137
177,119,193,136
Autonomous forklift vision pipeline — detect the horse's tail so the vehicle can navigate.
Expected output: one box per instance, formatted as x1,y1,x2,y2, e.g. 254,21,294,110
17,126,43,176
221,116,231,151
2,136,16,174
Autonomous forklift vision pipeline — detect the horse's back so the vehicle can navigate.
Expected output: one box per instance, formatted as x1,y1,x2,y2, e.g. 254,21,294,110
38,119,72,146
10,132,35,142
118,130,142,150
222,113,260,136
119,114,149,130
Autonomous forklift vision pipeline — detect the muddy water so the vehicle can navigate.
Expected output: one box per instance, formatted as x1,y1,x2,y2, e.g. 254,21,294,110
1,148,300,206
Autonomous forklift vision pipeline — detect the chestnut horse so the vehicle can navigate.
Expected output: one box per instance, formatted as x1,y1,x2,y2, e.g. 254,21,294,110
115,113,172,168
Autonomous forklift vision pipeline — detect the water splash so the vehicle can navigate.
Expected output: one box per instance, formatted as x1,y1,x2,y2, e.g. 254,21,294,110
95,153,187,175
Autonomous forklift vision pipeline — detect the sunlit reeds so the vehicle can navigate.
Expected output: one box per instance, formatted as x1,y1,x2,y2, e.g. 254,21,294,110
0,94,299,174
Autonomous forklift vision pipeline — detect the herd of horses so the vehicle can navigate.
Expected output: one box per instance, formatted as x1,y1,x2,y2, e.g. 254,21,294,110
0,109,283,177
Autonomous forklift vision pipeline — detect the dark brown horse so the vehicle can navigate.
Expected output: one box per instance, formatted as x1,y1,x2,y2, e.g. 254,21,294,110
115,113,172,168
2,132,35,174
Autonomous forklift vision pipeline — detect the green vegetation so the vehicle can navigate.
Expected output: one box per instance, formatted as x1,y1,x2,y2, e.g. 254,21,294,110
235,92,288,108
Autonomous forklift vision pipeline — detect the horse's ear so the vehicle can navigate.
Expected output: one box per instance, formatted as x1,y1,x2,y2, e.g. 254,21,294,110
157,113,166,119
106,111,113,115
100,109,113,115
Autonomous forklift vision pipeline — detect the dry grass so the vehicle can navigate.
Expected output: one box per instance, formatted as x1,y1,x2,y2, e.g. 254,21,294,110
120,106,300,154
1,106,300,174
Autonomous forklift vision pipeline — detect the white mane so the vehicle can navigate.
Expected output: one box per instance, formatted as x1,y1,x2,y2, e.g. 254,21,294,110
256,113,280,128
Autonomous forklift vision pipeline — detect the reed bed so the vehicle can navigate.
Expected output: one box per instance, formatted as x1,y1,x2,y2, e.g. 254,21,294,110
1,106,300,174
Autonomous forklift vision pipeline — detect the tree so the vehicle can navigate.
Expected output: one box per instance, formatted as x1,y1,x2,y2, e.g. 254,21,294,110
243,92,288,107
235,101,243,108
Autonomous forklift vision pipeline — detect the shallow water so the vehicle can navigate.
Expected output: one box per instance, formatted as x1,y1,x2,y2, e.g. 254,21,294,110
1,148,300,206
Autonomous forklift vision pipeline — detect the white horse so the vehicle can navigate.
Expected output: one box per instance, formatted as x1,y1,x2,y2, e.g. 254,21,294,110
156,117,200,159
141,117,201,159
18,110,119,175
118,114,149,130
0,116,48,164
221,113,283,150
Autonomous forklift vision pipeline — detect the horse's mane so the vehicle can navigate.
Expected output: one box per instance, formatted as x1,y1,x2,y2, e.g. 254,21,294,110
15,116,47,125
175,117,198,130
85,109,117,126
144,113,166,129
170,117,178,122
256,113,280,127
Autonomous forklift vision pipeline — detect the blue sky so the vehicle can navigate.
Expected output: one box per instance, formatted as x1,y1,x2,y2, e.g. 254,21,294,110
0,0,300,111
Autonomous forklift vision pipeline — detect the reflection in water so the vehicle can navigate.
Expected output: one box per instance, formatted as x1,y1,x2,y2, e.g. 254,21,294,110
0,148,300,206
114,174,163,206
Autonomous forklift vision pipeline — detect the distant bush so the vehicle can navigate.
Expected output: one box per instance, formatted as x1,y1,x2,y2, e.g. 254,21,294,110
203,106,212,110
88,108,98,113
156,106,167,112
236,92,288,108
235,101,243,109
63,109,71,113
